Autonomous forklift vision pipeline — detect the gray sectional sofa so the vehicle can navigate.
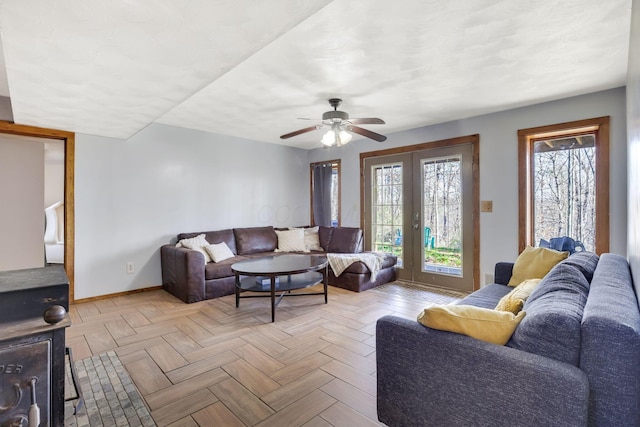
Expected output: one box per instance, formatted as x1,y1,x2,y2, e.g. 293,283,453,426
161,225,397,303
376,252,640,426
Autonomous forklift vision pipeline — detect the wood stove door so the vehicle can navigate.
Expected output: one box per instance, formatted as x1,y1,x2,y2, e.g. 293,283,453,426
0,340,51,426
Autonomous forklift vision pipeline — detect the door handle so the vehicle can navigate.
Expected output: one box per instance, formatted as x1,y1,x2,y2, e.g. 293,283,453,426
413,212,420,229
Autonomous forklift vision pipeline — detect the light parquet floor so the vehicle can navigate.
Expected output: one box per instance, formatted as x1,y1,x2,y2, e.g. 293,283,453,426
67,283,462,427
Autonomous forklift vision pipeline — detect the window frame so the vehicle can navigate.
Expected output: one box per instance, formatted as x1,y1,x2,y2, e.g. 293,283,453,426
310,159,341,227
517,116,610,254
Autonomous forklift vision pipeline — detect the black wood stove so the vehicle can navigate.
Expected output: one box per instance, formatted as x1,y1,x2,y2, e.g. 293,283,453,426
0,266,70,427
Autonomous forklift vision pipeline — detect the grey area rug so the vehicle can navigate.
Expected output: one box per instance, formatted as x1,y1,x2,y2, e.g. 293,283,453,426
65,351,155,427
372,279,468,304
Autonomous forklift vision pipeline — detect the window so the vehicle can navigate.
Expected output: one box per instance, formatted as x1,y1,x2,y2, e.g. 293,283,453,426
370,162,403,265
422,155,463,275
518,117,609,254
310,160,340,226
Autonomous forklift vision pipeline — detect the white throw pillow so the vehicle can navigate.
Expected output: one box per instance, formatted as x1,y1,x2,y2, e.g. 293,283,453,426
275,228,307,252
204,242,235,263
177,234,212,263
290,226,322,251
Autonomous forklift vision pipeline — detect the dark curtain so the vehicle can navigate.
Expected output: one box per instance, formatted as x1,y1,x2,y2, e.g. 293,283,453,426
312,164,333,226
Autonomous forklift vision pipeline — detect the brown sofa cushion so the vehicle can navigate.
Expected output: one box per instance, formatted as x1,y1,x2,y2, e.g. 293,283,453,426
178,229,237,255
318,226,334,251
328,227,363,253
234,226,277,255
342,255,398,274
204,256,246,280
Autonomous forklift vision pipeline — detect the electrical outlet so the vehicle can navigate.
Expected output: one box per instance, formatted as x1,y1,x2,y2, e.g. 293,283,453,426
126,262,135,274
480,200,493,212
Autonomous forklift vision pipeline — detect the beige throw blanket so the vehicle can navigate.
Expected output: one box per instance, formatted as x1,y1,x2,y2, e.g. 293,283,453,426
327,252,387,281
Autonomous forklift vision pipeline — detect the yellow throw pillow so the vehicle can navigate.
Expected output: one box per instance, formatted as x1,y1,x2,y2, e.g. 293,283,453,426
417,305,526,345
495,279,542,314
507,246,568,286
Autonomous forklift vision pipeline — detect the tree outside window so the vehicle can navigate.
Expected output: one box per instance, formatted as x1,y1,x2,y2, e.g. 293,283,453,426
518,117,610,254
533,135,596,252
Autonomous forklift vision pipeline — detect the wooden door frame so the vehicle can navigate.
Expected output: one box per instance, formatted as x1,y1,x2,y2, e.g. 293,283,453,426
360,134,480,290
0,121,75,302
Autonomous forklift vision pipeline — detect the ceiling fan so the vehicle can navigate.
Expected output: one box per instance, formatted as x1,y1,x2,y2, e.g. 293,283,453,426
280,98,387,146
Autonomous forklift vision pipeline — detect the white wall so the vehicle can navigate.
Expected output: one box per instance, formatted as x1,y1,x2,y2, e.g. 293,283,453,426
0,96,13,122
74,123,310,300
73,88,627,299
627,0,640,284
44,140,65,208
309,87,628,286
0,134,44,270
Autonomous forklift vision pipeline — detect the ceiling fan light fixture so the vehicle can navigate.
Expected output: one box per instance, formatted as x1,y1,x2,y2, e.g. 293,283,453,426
321,125,352,147
338,129,352,145
321,129,336,146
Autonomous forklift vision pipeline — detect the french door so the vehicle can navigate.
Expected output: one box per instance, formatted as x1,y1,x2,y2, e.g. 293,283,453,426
363,140,477,292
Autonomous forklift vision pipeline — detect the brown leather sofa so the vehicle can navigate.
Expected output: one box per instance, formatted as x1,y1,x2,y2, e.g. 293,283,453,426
160,226,397,303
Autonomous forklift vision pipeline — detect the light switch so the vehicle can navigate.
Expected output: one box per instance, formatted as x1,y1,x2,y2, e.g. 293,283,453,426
481,200,493,212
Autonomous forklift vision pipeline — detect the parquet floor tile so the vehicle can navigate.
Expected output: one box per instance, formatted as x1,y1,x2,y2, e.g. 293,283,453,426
320,378,378,421
210,378,275,425
68,282,463,426
150,389,218,427
145,368,229,411
192,401,245,427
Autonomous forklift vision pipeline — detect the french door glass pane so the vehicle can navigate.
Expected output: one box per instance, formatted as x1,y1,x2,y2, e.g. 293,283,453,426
371,163,403,267
533,134,596,252
331,165,339,226
421,156,462,276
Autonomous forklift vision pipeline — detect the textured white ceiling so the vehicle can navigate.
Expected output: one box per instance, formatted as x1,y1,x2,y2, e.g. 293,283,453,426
0,0,632,149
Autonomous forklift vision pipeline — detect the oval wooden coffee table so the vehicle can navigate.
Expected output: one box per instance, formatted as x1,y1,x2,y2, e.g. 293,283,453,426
232,254,328,322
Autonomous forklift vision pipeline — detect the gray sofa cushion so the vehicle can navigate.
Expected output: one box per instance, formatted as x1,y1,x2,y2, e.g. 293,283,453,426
458,283,512,309
507,263,590,366
559,251,599,283
580,253,640,426
494,262,515,285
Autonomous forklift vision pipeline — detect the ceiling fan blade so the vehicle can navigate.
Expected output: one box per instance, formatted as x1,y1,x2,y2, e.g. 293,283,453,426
349,118,385,125
280,125,322,139
348,125,387,142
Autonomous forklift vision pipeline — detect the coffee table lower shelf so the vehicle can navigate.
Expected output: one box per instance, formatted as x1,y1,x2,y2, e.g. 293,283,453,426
235,271,327,322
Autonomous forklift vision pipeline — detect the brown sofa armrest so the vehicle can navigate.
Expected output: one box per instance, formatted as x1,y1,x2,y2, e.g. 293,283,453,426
160,245,206,303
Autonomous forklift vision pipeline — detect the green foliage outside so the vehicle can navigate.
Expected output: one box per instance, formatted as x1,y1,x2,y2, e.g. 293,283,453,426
374,244,402,257
425,247,461,267
374,244,461,267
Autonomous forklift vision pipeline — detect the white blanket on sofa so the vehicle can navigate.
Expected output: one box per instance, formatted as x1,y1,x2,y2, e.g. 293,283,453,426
327,252,387,281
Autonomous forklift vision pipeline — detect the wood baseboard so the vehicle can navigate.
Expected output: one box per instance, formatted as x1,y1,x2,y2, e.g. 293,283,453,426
71,285,163,305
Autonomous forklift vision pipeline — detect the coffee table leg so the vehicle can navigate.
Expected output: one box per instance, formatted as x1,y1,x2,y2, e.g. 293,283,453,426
270,276,276,322
235,274,240,308
324,264,328,304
